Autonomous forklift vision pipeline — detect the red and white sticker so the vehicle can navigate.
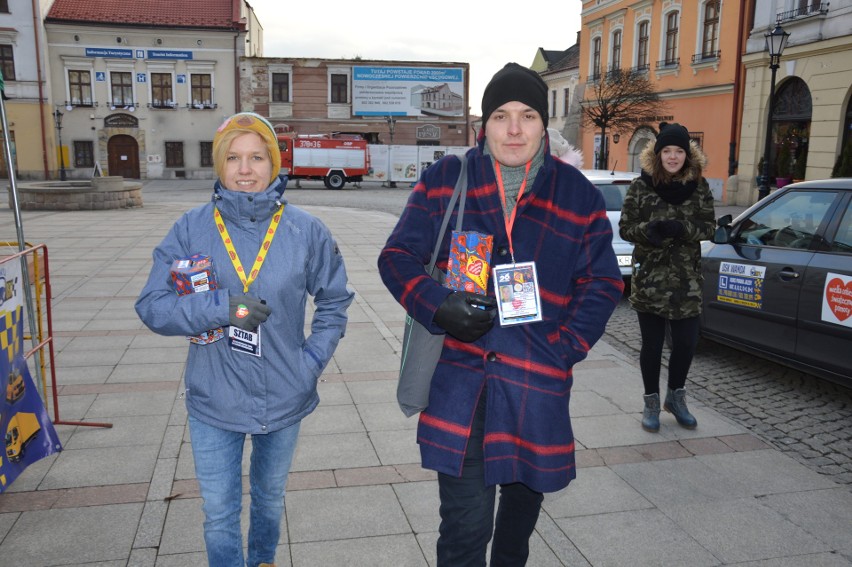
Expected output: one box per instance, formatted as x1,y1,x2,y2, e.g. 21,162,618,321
822,272,852,327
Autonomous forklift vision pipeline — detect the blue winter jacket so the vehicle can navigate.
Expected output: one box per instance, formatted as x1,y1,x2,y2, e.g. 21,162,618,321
135,176,353,434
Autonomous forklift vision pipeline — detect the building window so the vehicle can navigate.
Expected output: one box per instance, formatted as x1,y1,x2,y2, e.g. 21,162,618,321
592,37,602,80
637,21,649,70
0,1,8,13
0,45,15,81
563,88,570,116
200,141,213,167
151,73,174,108
550,90,556,118
191,74,213,107
272,72,289,102
330,73,347,103
68,70,93,106
74,141,94,168
110,71,133,106
665,12,679,65
165,142,184,167
702,1,720,58
611,30,622,70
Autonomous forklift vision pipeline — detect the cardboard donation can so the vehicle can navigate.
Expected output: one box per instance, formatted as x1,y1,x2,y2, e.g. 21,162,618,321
445,230,493,295
170,254,225,344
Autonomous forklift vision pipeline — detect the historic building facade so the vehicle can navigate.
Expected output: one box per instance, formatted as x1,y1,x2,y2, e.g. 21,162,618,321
579,0,749,201
732,0,852,205
43,0,261,180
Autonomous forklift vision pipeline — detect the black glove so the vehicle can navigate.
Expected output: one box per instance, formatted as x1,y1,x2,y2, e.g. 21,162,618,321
229,294,271,332
434,291,498,343
645,220,664,247
658,219,685,238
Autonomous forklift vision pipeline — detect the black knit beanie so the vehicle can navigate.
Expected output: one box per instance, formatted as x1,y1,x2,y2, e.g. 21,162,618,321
481,63,549,128
654,122,690,154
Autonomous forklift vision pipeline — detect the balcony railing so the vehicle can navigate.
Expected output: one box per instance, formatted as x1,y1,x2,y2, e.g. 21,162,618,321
630,63,650,74
656,58,680,69
777,2,829,23
692,50,721,64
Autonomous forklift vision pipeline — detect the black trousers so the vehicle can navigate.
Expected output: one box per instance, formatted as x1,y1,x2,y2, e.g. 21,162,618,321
636,311,700,395
436,394,544,567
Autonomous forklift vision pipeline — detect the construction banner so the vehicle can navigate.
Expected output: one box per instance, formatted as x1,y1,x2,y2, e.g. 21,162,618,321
0,257,62,492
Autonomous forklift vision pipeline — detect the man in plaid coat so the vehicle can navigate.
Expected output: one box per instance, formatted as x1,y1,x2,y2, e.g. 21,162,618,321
378,63,624,566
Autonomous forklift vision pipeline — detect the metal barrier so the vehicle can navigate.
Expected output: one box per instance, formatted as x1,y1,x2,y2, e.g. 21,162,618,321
0,243,112,429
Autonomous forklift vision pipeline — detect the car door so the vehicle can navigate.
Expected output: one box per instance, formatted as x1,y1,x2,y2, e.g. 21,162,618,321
701,189,839,355
795,192,852,381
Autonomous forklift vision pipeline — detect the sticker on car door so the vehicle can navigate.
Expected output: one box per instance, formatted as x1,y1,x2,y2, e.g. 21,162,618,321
822,272,852,327
716,262,766,309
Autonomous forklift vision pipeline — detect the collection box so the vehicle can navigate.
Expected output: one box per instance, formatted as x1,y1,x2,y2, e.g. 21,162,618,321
170,254,225,344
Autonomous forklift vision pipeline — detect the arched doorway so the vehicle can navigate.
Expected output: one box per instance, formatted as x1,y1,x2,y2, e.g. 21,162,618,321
771,77,812,182
107,134,139,179
628,126,655,173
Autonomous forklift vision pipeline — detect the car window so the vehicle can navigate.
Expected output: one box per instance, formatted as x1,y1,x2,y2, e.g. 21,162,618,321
829,202,852,254
596,183,628,211
733,190,839,249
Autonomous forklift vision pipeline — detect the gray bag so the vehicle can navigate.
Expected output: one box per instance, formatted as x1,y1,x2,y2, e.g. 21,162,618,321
397,157,468,417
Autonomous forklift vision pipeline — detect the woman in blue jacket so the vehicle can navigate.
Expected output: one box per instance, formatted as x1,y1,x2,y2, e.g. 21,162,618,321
135,112,353,567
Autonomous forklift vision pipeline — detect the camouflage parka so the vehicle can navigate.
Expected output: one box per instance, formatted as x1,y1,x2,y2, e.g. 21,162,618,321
619,140,716,319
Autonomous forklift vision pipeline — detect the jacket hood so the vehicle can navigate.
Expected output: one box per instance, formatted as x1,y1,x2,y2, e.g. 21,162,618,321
639,139,707,182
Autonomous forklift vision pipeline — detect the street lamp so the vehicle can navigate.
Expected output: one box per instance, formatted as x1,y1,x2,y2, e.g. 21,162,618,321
757,24,790,201
53,108,67,181
386,115,397,188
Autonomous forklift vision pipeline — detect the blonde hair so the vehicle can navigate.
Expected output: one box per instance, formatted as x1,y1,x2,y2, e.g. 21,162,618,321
212,130,272,181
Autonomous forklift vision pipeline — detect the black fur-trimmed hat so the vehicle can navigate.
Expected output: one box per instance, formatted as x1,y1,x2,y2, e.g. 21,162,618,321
481,63,549,128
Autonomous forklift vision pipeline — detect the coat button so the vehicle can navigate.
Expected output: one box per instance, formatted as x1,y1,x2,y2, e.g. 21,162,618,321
261,425,267,431
250,217,256,222
248,196,254,202
498,246,509,256
486,352,497,362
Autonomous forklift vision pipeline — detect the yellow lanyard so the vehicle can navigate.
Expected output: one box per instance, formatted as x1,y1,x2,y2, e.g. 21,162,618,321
214,205,284,293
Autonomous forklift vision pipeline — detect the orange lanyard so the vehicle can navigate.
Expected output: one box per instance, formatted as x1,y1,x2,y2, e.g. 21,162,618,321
495,160,531,262
213,205,284,293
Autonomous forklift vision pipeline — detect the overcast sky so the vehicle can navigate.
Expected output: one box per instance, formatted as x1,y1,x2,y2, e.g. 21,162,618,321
247,0,583,116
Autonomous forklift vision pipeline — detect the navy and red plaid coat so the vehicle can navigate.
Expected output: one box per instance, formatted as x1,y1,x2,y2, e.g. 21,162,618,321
378,140,623,493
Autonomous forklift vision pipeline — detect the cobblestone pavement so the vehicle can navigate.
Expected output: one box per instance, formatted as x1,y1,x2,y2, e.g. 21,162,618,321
604,293,852,485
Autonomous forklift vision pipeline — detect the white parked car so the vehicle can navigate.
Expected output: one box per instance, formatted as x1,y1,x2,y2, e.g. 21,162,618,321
581,169,640,278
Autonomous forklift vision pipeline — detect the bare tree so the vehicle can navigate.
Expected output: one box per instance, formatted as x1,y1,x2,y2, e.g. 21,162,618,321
582,68,667,169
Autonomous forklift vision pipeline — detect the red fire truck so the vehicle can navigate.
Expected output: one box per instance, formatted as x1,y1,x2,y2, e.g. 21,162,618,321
277,131,370,189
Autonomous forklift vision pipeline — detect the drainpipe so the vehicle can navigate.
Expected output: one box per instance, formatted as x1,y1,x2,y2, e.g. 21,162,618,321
234,31,240,114
728,0,750,190
32,0,49,178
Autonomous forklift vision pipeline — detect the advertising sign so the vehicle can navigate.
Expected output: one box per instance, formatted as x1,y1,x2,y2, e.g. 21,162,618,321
715,261,766,309
822,272,852,328
0,259,62,493
365,145,389,182
352,66,465,118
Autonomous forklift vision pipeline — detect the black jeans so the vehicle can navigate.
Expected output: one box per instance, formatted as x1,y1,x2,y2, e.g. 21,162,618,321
636,311,700,395
436,394,544,567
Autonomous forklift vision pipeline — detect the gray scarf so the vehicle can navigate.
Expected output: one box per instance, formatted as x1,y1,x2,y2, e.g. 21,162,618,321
485,140,545,219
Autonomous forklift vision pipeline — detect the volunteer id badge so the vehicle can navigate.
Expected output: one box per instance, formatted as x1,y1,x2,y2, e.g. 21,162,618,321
228,326,262,357
493,261,543,326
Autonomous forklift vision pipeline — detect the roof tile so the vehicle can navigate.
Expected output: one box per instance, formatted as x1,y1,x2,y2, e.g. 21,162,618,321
47,0,238,29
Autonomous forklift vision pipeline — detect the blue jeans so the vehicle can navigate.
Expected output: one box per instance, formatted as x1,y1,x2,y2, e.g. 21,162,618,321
436,395,544,566
188,415,300,567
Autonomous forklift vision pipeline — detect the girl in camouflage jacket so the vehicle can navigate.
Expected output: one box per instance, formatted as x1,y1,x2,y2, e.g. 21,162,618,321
619,122,716,432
